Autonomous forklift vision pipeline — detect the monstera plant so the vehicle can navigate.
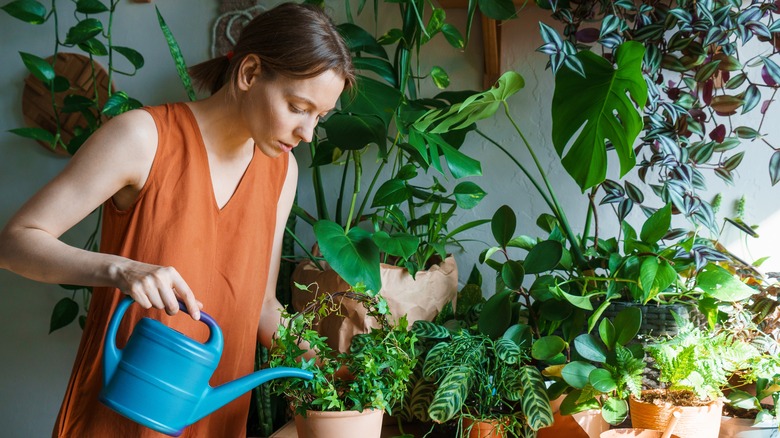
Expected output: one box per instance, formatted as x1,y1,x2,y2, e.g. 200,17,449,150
538,0,780,232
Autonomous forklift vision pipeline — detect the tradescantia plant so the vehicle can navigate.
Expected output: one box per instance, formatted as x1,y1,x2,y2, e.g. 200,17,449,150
538,0,780,232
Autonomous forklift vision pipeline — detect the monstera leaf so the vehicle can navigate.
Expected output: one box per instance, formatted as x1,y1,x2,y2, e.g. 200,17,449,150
552,41,647,191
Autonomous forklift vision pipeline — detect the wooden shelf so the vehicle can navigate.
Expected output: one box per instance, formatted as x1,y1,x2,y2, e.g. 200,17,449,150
438,0,528,88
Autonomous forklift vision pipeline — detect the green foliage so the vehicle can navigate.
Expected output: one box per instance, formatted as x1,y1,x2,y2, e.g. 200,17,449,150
291,1,502,292
646,316,761,402
268,289,417,415
555,307,644,425
551,41,647,191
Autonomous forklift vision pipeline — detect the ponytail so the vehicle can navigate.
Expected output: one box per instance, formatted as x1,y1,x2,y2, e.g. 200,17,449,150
189,55,231,96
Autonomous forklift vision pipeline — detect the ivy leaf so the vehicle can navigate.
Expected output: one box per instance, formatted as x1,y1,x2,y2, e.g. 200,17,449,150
19,52,54,83
112,46,144,70
552,41,647,190
64,18,103,45
453,182,486,209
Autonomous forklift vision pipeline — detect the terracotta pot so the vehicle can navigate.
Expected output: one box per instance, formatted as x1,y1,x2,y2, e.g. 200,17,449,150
600,429,681,438
294,409,384,438
719,416,780,438
629,394,723,438
462,417,507,438
537,395,610,438
291,255,458,352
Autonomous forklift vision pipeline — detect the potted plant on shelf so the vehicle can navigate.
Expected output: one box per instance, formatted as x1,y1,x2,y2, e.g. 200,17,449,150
267,284,417,438
629,314,762,438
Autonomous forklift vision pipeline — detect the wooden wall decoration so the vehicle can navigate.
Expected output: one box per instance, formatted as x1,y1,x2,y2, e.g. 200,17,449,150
21,52,111,156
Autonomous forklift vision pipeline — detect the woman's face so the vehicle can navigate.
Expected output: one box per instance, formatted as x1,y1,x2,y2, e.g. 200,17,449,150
239,67,345,158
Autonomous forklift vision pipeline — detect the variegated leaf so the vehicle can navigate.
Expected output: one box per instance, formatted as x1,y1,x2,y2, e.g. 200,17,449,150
428,367,472,423
519,366,554,430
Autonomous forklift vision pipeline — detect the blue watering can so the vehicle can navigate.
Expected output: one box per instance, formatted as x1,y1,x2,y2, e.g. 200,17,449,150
99,297,312,436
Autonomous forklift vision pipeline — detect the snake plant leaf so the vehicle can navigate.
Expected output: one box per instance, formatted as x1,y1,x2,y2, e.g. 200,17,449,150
429,366,471,423
519,366,554,430
156,6,196,101
552,41,647,191
313,220,381,294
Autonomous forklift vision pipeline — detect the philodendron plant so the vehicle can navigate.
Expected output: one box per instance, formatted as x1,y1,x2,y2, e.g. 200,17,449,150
549,307,645,425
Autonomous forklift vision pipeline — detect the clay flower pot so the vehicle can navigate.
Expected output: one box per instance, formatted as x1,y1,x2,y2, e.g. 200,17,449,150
629,393,723,438
294,409,384,438
601,429,681,438
461,417,508,438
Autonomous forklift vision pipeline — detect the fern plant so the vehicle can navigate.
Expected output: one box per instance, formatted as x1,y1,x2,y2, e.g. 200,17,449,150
646,312,761,402
550,306,645,425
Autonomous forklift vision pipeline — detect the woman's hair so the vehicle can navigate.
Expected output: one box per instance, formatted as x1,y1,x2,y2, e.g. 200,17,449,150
189,2,355,95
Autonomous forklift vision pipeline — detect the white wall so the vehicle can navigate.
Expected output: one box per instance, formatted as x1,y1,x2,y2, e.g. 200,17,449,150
0,1,214,435
1,1,778,437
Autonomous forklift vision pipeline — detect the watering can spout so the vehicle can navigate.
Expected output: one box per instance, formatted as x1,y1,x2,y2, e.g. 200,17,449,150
192,367,313,423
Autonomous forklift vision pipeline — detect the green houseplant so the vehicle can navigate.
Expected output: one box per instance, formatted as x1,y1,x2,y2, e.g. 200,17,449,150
628,314,761,438
407,291,554,437
268,285,417,436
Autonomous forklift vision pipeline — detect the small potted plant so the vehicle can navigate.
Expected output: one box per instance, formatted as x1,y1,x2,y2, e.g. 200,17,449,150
630,315,761,438
267,284,417,438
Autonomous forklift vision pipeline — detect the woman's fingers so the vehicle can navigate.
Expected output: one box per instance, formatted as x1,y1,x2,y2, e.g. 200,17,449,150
121,263,201,320
170,270,201,320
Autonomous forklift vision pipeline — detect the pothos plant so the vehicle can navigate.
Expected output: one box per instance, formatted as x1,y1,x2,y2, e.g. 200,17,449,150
289,0,524,292
267,285,417,415
537,0,780,234
2,0,194,331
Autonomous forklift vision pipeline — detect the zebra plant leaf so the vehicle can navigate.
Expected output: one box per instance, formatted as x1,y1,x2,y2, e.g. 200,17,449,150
495,338,521,364
409,378,437,422
428,366,471,423
412,320,451,340
501,367,524,401
519,366,554,430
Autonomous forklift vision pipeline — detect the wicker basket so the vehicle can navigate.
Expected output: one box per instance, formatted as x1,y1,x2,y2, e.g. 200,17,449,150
629,394,722,438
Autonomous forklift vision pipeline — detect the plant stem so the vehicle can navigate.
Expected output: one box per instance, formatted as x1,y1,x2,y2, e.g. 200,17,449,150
500,102,587,268
309,138,329,221
345,150,363,233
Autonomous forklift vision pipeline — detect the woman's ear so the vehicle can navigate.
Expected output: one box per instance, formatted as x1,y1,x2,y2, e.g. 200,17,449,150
237,54,262,91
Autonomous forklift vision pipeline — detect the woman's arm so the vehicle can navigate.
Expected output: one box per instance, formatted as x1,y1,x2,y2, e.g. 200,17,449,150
0,109,202,319
258,154,299,350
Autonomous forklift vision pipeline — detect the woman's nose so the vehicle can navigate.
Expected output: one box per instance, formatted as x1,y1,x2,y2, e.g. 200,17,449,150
296,118,317,143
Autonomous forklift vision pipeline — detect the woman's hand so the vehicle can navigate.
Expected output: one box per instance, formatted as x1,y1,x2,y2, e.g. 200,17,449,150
110,261,203,320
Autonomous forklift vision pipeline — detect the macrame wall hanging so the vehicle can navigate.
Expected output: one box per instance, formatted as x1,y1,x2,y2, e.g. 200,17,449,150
212,1,277,58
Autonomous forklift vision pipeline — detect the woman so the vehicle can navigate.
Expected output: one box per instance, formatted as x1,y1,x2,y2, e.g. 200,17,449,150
0,3,354,437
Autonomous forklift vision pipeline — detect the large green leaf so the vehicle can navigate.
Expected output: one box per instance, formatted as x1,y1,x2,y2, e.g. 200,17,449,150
602,398,629,425
524,240,563,274
491,205,516,247
519,366,554,430
478,290,513,338
64,18,102,45
342,76,401,127
371,231,419,260
50,297,79,333
552,41,647,190
19,52,54,83
640,203,672,244
313,220,381,293
322,112,386,152
613,306,642,346
696,263,756,302
562,361,597,389
453,182,486,209
573,334,607,362
2,0,47,24
478,0,517,20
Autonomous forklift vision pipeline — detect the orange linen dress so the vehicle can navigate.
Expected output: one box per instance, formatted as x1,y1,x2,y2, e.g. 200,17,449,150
53,103,289,437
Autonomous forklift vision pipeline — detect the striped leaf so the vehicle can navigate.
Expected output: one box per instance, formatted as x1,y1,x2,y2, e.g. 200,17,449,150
495,338,521,364
155,6,196,101
428,367,471,423
410,378,437,422
500,367,523,401
412,320,451,339
519,366,554,431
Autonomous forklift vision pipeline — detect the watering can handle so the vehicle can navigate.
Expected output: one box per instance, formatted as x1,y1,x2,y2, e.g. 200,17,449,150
103,297,223,387
176,300,223,354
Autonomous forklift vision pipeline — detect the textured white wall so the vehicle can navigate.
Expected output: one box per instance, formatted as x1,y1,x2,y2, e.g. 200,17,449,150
0,1,778,436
